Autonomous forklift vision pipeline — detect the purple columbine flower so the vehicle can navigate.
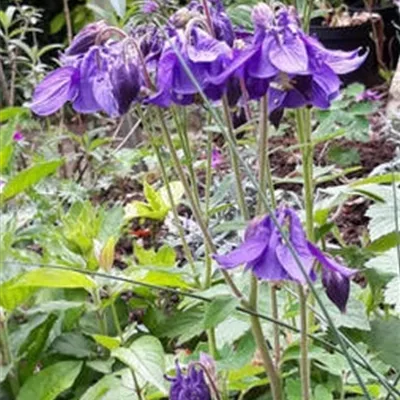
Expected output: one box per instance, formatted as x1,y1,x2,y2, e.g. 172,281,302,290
13,131,24,141
165,361,211,400
211,3,367,126
30,37,141,117
214,207,356,312
149,26,232,107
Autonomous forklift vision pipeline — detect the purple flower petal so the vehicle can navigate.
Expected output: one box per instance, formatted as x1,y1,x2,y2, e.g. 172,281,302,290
30,66,79,116
269,35,308,74
275,209,315,283
247,38,278,79
213,237,266,269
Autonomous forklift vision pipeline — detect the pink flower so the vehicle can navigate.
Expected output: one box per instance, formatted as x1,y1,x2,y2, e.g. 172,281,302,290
211,148,224,169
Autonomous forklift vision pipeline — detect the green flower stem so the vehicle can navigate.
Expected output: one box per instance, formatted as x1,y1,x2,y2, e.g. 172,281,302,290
257,96,281,366
249,276,282,400
295,108,314,400
172,107,201,208
221,96,249,221
138,107,200,286
110,301,123,343
204,131,218,357
93,289,108,336
154,107,244,301
0,314,19,397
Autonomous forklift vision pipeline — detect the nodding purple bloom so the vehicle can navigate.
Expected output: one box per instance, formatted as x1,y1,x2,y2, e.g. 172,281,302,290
30,36,141,117
149,27,232,107
65,21,108,56
171,0,235,46
166,361,211,400
211,147,224,169
142,0,159,14
12,131,24,142
212,3,367,126
214,207,356,312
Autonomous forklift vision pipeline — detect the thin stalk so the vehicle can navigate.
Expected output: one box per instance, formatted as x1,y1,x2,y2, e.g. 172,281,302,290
92,289,108,335
0,316,19,397
172,107,201,208
257,96,280,365
249,276,282,400
204,131,213,289
221,96,249,221
295,108,313,400
63,0,73,45
131,368,144,400
138,107,200,286
206,328,217,359
298,286,310,400
110,302,123,343
154,107,245,301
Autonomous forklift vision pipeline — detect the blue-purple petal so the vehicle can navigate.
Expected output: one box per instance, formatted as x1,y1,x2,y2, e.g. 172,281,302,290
30,66,79,116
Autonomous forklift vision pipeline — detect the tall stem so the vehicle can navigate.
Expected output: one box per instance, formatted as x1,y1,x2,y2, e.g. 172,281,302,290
221,97,249,220
295,108,313,400
249,276,282,400
154,107,244,301
0,315,19,397
93,289,108,335
257,96,281,365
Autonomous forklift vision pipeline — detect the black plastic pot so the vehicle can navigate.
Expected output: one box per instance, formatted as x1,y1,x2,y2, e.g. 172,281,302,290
349,1,400,69
310,18,383,87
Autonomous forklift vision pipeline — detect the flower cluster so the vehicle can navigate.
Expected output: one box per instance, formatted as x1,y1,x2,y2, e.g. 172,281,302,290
214,207,356,312
30,2,366,125
165,359,212,400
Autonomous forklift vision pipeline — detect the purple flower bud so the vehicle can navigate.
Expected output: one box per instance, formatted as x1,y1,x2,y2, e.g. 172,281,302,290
251,3,273,28
13,131,24,141
166,361,211,400
142,0,159,14
65,21,108,56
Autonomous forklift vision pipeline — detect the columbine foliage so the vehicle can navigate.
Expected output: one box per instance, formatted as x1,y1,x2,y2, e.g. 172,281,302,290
0,1,399,400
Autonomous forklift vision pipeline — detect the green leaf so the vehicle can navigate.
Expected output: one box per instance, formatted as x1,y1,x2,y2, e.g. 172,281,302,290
80,375,122,400
384,276,400,313
363,317,400,368
144,180,165,211
50,12,65,34
112,335,167,394
0,160,63,203
0,143,13,172
203,296,239,329
51,332,97,358
0,106,29,122
138,270,190,289
367,185,400,241
286,379,302,400
14,268,96,290
17,361,83,400
92,334,121,350
134,243,176,267
159,181,185,208
313,385,333,400
365,248,399,279
0,276,38,311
